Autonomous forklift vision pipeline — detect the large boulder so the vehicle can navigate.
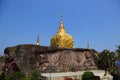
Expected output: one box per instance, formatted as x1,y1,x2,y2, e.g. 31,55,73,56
0,56,4,73
4,44,100,76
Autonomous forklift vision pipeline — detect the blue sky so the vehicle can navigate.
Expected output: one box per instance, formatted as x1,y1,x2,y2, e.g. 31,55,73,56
0,0,120,54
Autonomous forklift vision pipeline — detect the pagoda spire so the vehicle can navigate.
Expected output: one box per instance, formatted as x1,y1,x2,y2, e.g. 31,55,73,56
60,14,63,24
87,42,90,49
57,14,66,34
36,34,40,46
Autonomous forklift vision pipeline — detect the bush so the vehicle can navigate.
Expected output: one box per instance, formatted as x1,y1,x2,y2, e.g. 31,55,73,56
5,71,23,80
12,71,23,80
82,71,94,77
5,77,14,80
31,70,41,80
22,77,31,80
82,71,100,80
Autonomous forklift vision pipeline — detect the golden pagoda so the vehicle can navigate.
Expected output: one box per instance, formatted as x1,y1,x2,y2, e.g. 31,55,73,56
50,16,74,48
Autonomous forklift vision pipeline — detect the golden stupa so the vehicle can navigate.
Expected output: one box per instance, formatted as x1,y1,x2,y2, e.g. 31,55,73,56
50,17,74,48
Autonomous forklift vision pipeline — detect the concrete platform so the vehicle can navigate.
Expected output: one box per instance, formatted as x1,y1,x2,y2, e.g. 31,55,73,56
41,70,105,80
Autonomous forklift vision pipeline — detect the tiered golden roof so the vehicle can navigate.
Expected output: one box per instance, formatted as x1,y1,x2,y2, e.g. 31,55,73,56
50,18,74,48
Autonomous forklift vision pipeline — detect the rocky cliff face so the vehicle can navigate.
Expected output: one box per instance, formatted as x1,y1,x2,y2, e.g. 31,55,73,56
0,56,4,73
4,44,100,76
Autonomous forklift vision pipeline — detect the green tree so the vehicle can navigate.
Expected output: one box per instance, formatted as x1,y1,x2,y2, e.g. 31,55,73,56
98,50,116,73
114,45,120,75
115,45,120,60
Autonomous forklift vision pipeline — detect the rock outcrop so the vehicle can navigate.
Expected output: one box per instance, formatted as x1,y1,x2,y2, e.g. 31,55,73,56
0,56,4,73
4,44,100,76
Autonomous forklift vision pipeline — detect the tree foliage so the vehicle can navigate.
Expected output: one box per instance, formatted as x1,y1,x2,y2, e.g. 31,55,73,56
98,50,115,70
115,45,120,60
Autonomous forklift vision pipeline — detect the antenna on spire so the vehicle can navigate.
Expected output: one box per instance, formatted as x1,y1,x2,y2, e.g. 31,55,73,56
60,14,62,20
60,13,63,23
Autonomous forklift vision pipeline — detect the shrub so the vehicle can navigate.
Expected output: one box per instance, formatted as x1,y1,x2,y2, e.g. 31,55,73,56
5,71,23,80
22,77,31,80
82,71,94,78
12,71,23,80
31,70,41,80
82,71,100,80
